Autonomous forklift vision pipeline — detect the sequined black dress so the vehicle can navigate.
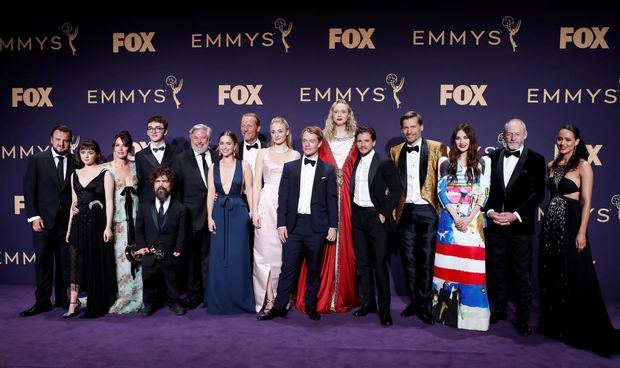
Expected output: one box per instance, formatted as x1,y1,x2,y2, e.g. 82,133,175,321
538,166,620,357
69,170,117,318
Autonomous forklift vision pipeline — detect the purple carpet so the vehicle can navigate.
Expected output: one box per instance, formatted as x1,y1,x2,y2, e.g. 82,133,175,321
1,284,619,367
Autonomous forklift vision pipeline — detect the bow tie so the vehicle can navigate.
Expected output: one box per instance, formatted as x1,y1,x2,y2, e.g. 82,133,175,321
246,143,259,150
504,150,520,158
152,146,165,152
406,145,420,153
304,158,316,167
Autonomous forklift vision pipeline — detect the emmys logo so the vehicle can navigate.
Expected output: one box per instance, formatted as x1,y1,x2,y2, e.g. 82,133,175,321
112,32,156,53
553,144,603,166
612,195,620,220
560,27,609,49
192,19,291,53
1,136,79,160
440,84,488,106
274,18,293,53
385,73,404,109
87,88,166,105
502,16,521,52
165,75,183,110
70,135,81,154
0,23,79,55
0,251,36,265
527,88,618,104
218,85,263,106
11,87,53,107
329,28,376,49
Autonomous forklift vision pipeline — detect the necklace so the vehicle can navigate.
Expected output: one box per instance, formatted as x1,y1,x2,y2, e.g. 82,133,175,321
332,135,353,142
272,146,289,154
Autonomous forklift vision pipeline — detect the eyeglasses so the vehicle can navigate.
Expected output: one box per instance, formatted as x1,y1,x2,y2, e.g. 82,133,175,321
147,126,165,132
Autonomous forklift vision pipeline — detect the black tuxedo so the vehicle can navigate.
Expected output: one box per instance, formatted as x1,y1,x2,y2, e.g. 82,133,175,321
350,152,402,311
23,149,76,306
135,145,176,204
237,137,267,162
135,198,188,306
485,147,546,324
172,148,218,305
273,158,338,312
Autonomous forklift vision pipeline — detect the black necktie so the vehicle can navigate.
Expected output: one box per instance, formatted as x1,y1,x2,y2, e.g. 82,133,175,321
200,152,208,175
56,156,65,185
304,158,316,167
406,145,420,153
152,146,165,152
246,143,258,150
504,150,520,158
157,200,165,228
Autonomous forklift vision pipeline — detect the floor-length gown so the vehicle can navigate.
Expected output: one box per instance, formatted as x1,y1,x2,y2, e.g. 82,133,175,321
206,160,255,314
432,157,491,331
538,165,620,356
252,149,299,312
104,162,143,313
296,137,360,313
69,169,117,318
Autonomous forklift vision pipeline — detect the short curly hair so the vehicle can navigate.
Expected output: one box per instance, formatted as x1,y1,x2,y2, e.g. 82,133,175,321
149,166,175,187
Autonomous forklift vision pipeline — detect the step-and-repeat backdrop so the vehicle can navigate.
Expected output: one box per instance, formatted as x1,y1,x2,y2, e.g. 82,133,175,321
1,9,618,298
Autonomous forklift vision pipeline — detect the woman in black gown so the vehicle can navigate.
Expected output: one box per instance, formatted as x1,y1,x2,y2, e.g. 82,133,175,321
537,125,620,356
64,139,117,318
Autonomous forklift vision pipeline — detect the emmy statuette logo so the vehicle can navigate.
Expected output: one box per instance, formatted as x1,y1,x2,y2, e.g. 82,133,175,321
385,73,404,109
501,16,521,53
274,18,293,53
62,23,78,56
166,75,183,110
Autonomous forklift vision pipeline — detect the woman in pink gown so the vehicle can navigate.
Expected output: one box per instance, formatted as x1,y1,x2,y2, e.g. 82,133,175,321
252,117,300,314
296,99,361,313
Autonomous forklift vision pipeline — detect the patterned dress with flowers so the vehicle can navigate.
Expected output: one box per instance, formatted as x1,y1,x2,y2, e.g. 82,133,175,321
432,156,491,331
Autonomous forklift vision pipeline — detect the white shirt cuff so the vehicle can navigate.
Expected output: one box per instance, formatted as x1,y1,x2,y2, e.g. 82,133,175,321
27,216,41,223
513,211,522,222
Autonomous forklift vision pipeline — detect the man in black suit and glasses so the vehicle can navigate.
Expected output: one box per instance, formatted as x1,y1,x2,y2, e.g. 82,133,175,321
21,125,76,317
136,116,176,204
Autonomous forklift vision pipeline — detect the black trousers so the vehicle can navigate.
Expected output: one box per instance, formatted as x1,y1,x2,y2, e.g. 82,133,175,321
142,255,181,307
180,226,210,304
398,203,437,312
486,229,533,324
352,204,390,311
32,217,69,306
273,215,325,312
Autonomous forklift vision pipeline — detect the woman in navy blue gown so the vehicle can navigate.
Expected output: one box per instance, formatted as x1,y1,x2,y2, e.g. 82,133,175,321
205,131,255,314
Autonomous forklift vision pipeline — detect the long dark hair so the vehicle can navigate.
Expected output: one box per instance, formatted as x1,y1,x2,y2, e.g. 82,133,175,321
219,131,240,159
75,139,102,168
448,123,480,183
552,124,588,173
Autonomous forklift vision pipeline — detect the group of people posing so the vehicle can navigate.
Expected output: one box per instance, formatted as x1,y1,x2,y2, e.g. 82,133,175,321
20,101,619,357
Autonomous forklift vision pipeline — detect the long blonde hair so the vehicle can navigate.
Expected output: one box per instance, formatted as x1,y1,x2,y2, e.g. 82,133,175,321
323,99,358,141
268,116,293,149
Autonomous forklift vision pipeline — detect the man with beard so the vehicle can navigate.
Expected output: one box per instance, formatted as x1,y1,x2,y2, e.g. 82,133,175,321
21,125,76,317
135,167,188,316
173,124,218,309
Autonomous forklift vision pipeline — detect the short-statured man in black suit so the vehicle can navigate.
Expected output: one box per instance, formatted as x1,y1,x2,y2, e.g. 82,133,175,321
135,167,188,317
136,116,176,204
350,127,402,326
173,124,218,309
21,125,76,317
485,118,546,336
258,126,338,321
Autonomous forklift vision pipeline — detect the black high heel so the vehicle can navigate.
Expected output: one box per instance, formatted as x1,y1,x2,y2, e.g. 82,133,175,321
62,301,81,319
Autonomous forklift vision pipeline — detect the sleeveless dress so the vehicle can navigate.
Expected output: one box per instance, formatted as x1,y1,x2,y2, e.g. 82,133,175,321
69,169,117,318
538,165,620,356
432,157,491,331
103,162,143,314
206,160,255,314
252,149,298,312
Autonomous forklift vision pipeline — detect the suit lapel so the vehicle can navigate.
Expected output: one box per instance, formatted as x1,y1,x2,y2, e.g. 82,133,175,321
162,147,175,167
188,150,207,188
497,149,506,191
143,148,159,169
419,138,429,189
368,153,380,189
506,148,529,190
47,150,61,189
397,143,407,191
311,159,322,205
160,201,172,230
150,203,160,232
351,155,361,198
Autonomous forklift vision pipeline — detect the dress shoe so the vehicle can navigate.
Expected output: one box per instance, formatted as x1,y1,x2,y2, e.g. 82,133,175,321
353,304,377,317
306,307,321,321
19,302,52,317
490,310,507,324
169,304,186,316
379,311,393,327
400,303,418,317
417,309,435,325
257,309,285,321
141,305,156,317
513,321,532,336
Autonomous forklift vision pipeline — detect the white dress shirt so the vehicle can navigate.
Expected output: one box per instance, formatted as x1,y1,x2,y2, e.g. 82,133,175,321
297,154,318,214
353,150,375,207
404,139,429,205
155,195,171,215
151,143,166,164
243,140,262,174
194,150,213,187
503,146,523,188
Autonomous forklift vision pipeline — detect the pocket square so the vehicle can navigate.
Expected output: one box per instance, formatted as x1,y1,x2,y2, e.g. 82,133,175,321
321,176,327,179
